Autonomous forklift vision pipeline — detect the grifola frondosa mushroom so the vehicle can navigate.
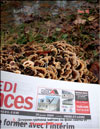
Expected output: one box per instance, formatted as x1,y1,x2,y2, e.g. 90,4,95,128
0,40,98,84
35,67,47,77
14,70,21,74
23,60,34,68
28,54,38,61
34,60,44,67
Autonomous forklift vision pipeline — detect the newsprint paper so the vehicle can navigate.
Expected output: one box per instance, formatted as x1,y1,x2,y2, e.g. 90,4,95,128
0,71,100,129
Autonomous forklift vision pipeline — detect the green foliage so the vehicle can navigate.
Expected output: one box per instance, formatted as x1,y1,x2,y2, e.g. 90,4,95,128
42,45,47,50
61,34,68,39
45,35,57,43
93,50,98,56
16,35,27,44
34,34,44,42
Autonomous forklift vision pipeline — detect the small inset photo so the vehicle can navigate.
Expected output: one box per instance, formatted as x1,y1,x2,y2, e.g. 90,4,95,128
61,90,75,113
62,90,74,105
37,96,60,112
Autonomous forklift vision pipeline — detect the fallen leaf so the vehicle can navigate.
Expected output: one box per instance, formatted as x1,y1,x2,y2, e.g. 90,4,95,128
74,17,86,25
93,50,98,56
40,3,51,8
77,10,84,14
61,28,67,33
61,34,68,39
85,10,89,14
45,21,55,27
77,9,89,14
88,16,95,21
56,28,61,32
66,25,72,32
90,62,100,82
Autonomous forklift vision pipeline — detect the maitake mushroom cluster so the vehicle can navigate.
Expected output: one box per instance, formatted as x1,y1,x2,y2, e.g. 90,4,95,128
0,40,98,83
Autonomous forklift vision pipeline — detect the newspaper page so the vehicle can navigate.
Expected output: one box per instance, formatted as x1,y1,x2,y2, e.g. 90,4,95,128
0,71,100,129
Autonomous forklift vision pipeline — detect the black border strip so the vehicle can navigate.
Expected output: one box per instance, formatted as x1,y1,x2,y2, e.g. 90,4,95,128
0,109,91,120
